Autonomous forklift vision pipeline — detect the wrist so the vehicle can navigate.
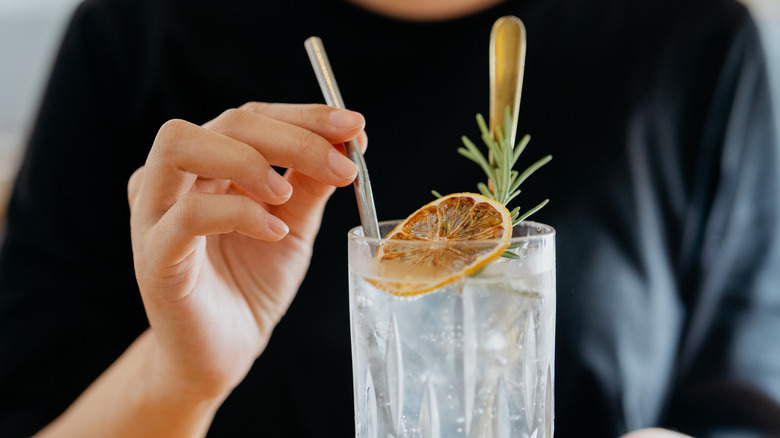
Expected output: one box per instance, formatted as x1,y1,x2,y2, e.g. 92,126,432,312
128,330,226,437
143,329,234,405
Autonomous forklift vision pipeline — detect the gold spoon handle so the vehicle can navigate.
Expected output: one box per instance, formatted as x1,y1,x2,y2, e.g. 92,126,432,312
489,16,527,149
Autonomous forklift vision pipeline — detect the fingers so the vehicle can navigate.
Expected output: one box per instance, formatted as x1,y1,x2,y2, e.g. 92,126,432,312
150,192,289,265
237,102,365,145
269,169,336,241
203,106,361,187
134,103,368,241
127,166,144,211
168,192,288,239
241,101,368,160
356,131,368,153
141,119,293,218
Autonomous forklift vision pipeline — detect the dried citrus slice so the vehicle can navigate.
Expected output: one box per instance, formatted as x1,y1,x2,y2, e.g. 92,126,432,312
373,193,512,296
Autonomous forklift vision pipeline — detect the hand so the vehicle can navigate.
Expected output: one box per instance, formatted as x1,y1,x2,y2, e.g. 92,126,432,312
127,102,366,400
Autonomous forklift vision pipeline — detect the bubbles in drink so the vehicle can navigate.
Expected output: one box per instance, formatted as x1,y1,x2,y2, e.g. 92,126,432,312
349,263,555,438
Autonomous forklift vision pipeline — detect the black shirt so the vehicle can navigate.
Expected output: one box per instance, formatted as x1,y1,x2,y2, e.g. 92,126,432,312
1,0,779,436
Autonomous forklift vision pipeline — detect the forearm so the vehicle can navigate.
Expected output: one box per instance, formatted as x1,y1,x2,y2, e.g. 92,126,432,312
621,428,692,438
34,329,224,438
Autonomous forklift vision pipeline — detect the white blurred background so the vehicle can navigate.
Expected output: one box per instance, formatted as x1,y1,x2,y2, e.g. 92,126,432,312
1,0,779,225
1,0,83,224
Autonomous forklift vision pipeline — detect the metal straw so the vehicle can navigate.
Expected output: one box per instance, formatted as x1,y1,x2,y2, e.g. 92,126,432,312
304,36,381,240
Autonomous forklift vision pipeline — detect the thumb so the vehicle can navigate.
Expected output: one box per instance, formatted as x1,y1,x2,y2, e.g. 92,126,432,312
272,168,338,243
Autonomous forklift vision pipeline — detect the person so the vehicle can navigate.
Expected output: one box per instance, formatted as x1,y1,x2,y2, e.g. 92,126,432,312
1,0,778,437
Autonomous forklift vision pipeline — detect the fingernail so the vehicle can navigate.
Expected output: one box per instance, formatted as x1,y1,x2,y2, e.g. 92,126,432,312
267,169,292,198
358,131,368,153
329,110,365,130
267,214,289,237
328,149,357,179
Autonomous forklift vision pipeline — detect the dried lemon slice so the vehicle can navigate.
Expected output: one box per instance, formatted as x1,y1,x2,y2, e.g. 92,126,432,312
373,193,512,296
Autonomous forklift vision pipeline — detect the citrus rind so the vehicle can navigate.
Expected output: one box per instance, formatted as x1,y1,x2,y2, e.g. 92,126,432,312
371,193,512,296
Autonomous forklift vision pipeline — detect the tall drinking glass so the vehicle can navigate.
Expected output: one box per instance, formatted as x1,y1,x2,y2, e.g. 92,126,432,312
348,220,556,438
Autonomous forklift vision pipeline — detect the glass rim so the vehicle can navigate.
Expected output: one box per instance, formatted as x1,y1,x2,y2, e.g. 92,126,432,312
348,219,555,246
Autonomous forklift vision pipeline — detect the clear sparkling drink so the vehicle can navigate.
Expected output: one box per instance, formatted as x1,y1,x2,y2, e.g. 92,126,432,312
348,221,555,438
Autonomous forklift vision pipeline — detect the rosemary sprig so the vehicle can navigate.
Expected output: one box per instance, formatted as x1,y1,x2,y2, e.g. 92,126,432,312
454,107,551,226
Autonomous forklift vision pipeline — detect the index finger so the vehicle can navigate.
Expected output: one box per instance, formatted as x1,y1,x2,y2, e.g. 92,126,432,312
238,102,366,145
204,107,361,187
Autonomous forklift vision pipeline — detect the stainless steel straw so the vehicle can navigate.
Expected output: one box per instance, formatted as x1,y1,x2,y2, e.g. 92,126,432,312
304,36,381,240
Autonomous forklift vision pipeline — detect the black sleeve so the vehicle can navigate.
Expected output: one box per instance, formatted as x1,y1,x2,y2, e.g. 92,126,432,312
664,16,780,437
0,2,149,436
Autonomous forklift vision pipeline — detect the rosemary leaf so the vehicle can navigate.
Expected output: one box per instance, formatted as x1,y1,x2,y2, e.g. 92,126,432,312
516,155,553,187
476,113,490,136
502,119,512,204
508,173,523,195
457,147,476,161
505,189,522,205
503,106,513,141
477,182,492,199
512,134,531,166
460,137,495,182
453,109,551,235
517,199,549,223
